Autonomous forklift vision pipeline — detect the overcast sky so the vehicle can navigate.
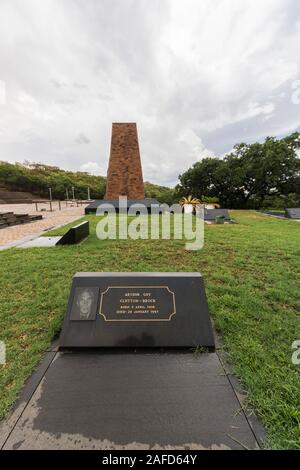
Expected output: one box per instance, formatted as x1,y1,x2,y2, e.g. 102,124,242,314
0,0,300,187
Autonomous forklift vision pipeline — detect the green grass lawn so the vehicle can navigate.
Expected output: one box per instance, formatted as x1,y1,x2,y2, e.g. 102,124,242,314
0,211,299,449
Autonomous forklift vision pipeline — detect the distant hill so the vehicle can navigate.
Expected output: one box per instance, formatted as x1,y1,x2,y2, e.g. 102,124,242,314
0,161,106,200
0,161,176,203
144,181,176,204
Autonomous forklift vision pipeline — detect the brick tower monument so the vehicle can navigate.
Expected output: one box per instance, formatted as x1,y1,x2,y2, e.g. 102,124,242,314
105,123,145,200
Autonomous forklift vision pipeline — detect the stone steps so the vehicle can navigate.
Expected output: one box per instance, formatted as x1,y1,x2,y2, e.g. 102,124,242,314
0,198,33,204
0,189,37,204
0,212,43,229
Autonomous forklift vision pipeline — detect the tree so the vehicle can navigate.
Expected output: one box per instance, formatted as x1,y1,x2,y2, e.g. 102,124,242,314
177,132,300,209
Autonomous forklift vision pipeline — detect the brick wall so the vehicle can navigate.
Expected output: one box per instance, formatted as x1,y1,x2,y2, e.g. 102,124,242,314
104,123,145,200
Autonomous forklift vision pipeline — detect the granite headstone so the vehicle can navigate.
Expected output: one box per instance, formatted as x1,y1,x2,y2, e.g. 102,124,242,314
204,208,231,222
56,221,89,245
285,208,300,220
59,272,215,350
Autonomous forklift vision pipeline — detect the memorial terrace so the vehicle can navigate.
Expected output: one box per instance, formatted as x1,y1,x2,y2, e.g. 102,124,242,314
0,211,299,448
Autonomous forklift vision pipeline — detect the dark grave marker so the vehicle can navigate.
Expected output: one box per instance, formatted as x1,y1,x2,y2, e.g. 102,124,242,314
56,220,89,245
17,221,90,248
59,272,215,349
85,198,160,214
204,208,231,222
285,208,300,220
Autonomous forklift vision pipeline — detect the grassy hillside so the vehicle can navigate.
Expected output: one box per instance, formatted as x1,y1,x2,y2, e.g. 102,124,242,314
0,161,107,200
0,161,177,203
144,181,177,204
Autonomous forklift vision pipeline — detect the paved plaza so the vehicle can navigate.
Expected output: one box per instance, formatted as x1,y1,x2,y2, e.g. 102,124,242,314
0,202,87,249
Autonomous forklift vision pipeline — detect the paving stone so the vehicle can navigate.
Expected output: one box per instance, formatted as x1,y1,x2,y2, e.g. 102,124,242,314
0,202,87,249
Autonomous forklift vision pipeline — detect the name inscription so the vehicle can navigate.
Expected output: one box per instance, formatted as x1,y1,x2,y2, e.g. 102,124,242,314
99,286,176,322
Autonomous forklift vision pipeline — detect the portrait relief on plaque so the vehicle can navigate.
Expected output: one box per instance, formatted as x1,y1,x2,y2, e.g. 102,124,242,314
70,287,99,321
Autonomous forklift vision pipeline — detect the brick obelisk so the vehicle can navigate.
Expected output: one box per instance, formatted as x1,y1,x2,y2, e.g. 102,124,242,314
104,123,145,200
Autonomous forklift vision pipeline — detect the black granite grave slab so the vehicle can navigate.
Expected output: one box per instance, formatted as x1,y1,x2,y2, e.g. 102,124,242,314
59,272,215,349
285,208,300,220
85,198,160,214
56,220,89,245
1,351,262,450
204,208,231,222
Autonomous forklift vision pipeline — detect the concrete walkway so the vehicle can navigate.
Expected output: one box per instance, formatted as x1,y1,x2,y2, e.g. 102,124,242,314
0,347,265,450
0,202,87,250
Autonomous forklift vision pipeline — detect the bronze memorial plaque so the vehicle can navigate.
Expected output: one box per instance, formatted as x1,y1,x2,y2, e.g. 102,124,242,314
59,272,215,349
99,286,176,322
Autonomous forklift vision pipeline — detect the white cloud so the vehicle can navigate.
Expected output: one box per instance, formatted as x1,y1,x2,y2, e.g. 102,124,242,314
80,161,103,175
76,133,90,145
0,0,300,186
0,80,6,105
